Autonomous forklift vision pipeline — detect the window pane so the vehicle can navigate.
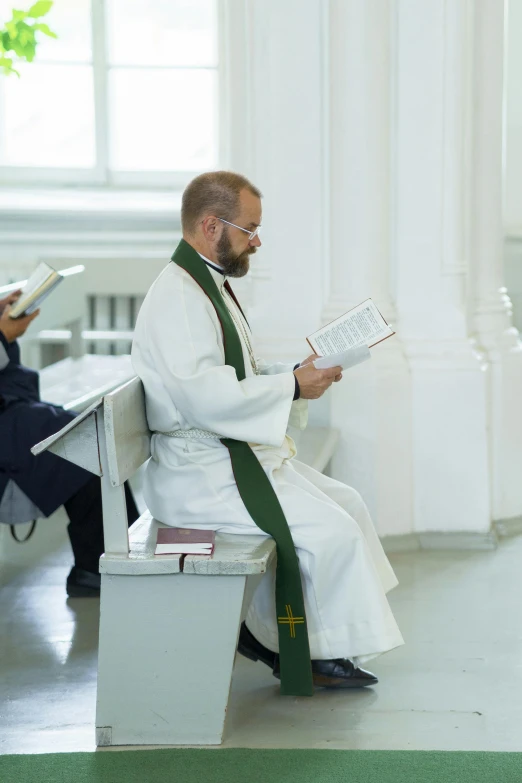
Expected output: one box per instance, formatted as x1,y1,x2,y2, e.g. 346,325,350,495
107,0,217,67
109,69,217,171
0,0,92,63
0,64,96,167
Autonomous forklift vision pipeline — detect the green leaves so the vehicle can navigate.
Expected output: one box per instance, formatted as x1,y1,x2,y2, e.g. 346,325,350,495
6,20,18,38
33,22,56,38
27,2,53,19
0,55,19,77
0,1,56,75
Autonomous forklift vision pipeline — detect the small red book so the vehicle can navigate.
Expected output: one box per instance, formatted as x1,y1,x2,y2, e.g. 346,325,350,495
155,527,215,556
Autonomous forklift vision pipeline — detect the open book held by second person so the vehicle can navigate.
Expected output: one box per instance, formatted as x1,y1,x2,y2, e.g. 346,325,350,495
8,262,64,319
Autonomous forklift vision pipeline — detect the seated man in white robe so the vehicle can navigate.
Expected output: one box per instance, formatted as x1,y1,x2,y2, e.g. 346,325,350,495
131,171,404,692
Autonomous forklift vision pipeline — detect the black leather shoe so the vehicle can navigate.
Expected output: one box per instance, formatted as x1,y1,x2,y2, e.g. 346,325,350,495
237,622,279,669
66,566,101,598
273,657,378,688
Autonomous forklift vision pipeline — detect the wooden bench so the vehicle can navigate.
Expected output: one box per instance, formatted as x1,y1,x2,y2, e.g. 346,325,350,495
32,377,339,746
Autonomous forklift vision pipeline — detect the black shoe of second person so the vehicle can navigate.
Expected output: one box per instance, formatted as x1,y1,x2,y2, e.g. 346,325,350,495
237,621,279,670
66,566,101,597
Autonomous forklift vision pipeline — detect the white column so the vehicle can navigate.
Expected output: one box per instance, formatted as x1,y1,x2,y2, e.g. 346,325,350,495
325,0,413,537
223,0,328,364
469,0,522,522
393,0,491,535
504,0,522,234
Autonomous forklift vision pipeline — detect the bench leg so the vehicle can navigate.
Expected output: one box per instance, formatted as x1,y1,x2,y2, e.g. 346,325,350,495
96,571,246,746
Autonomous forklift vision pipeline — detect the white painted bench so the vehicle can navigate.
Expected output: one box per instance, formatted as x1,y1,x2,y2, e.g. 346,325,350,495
40,353,135,413
32,377,339,746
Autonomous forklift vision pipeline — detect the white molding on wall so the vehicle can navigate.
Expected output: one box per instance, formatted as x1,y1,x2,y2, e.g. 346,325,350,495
381,529,499,554
0,231,177,248
494,516,522,538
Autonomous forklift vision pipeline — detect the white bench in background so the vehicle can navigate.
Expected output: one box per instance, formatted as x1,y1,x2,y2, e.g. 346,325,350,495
40,353,135,413
1,264,134,369
33,377,339,746
0,266,136,414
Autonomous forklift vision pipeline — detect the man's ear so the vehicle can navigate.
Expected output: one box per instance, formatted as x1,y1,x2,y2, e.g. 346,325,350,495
202,216,220,242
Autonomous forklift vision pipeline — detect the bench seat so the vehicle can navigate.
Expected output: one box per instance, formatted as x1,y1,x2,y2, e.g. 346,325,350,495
184,533,275,575
100,511,276,577
99,512,182,575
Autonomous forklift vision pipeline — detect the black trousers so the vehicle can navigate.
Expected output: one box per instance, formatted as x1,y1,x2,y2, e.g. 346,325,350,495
64,475,140,573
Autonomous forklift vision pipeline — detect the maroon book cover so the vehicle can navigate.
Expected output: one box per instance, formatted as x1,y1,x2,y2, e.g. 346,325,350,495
155,527,215,556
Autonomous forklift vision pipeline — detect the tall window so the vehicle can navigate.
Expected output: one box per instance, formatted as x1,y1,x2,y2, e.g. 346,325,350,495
0,0,219,186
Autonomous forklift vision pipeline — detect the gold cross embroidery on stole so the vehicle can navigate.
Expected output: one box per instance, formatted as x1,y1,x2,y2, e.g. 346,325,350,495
277,605,305,639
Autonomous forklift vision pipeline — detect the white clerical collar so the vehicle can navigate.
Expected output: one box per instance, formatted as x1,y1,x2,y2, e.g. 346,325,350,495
198,252,224,276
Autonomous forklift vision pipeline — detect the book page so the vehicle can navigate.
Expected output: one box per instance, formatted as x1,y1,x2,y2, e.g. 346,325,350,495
313,345,371,371
308,298,394,356
155,544,213,555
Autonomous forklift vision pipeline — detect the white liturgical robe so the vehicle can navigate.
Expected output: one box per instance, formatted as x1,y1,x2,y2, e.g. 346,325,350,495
131,257,404,662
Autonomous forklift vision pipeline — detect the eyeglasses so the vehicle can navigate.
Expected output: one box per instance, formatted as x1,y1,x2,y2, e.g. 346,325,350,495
217,218,261,241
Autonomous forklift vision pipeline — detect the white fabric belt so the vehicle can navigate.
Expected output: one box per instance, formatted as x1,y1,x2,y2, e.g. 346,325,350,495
155,428,221,440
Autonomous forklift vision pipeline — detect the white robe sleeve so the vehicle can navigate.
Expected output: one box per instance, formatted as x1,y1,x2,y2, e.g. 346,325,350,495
257,361,308,430
257,359,296,376
132,272,296,448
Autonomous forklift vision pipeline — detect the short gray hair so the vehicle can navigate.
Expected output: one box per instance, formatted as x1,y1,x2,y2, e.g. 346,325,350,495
181,171,262,235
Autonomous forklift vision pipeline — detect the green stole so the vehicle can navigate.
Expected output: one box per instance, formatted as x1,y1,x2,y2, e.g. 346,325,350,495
172,239,313,697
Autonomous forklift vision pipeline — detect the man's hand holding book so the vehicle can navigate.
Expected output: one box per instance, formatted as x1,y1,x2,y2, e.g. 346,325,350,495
0,291,40,344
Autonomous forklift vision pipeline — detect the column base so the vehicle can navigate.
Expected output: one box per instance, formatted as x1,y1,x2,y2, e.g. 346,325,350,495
330,336,494,536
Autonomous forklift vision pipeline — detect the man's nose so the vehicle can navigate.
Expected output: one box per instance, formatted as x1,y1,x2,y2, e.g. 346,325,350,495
250,235,262,248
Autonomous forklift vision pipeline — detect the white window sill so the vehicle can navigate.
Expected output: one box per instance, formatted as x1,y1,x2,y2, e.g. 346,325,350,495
0,186,181,217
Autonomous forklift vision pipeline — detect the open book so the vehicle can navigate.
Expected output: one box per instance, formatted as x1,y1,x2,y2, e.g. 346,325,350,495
307,298,394,357
8,262,64,319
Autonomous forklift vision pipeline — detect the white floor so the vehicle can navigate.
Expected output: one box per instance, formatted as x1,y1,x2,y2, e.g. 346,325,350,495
1,510,522,755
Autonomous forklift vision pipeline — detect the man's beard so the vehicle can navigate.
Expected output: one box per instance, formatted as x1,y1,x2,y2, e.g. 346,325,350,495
216,229,256,278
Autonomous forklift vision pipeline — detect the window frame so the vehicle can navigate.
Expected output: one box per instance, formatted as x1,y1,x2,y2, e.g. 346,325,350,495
0,0,224,189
